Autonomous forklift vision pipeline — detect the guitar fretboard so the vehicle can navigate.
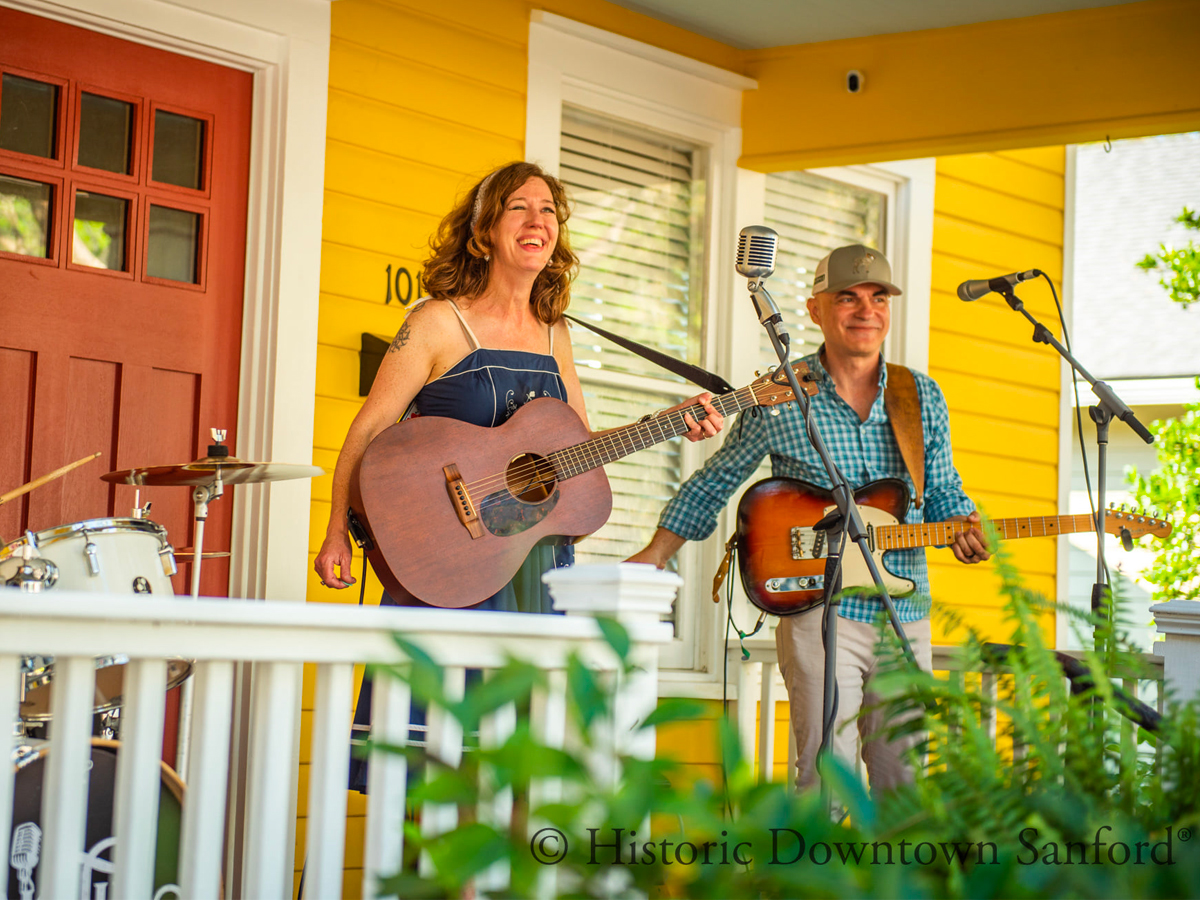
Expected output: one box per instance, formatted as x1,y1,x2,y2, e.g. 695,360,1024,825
875,515,1098,550
548,387,756,479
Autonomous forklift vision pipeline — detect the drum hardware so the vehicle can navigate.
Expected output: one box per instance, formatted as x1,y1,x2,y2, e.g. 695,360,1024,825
2,536,58,592
171,548,231,562
101,427,325,598
101,427,324,779
18,655,194,723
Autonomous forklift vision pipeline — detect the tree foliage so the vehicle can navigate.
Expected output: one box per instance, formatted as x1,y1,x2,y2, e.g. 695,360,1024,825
1136,207,1200,309
1129,390,1200,602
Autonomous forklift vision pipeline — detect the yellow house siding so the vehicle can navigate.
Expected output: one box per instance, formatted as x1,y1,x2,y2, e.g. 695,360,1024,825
927,147,1066,646
739,0,1200,171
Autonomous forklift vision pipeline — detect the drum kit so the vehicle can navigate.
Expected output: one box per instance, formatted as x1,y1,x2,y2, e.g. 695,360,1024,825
3,430,322,900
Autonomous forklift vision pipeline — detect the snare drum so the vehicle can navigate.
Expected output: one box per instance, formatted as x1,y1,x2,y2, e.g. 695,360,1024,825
18,655,194,722
8,738,184,900
0,517,177,595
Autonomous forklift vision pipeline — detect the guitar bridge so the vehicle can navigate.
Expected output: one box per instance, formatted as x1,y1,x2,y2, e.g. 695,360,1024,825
791,527,825,560
790,522,877,559
444,464,484,540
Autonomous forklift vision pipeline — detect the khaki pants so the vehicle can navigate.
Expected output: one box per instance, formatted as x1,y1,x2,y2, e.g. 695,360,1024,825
775,610,931,793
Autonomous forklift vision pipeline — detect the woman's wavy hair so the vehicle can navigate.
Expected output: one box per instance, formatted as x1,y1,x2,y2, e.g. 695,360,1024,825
422,162,579,324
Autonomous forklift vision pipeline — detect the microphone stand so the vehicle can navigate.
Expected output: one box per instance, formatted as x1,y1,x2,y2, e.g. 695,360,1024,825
747,277,920,812
992,285,1153,658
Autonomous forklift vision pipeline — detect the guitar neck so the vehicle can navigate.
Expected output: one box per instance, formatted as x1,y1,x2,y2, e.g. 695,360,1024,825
549,387,756,479
876,514,1098,550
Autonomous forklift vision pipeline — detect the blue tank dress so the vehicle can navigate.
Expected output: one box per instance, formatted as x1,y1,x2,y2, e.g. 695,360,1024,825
349,299,574,791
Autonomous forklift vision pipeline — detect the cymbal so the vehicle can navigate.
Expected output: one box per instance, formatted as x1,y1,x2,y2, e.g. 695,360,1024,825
172,548,232,561
102,456,324,487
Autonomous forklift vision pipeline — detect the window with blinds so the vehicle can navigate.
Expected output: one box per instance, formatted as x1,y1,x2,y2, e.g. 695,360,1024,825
748,172,888,495
758,171,886,368
558,106,707,564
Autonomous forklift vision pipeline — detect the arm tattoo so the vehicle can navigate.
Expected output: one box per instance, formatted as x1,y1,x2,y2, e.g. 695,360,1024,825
388,320,411,353
387,303,425,353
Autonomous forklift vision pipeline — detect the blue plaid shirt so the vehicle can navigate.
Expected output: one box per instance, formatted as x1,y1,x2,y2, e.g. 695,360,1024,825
659,349,974,623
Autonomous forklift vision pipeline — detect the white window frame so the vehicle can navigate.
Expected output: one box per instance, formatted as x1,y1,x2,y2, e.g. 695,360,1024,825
690,162,934,696
526,13,936,690
526,11,753,672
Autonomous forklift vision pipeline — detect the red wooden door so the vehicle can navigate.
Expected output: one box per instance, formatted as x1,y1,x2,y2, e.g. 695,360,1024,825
0,8,251,598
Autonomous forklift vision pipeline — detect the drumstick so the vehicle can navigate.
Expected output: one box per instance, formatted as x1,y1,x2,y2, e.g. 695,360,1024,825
0,452,102,506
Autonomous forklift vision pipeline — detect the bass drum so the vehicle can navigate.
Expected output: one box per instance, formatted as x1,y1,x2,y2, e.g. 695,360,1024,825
8,738,184,900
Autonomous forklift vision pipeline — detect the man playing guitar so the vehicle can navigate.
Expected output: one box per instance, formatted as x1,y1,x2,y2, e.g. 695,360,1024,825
629,243,990,793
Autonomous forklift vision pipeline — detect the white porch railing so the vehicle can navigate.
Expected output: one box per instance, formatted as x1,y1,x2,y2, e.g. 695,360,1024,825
730,637,1168,784
0,564,678,900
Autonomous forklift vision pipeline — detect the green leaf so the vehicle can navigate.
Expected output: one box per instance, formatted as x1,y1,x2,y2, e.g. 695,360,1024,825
594,616,631,663
638,697,706,730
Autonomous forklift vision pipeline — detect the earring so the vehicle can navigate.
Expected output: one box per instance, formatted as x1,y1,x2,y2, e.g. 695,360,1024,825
484,254,490,262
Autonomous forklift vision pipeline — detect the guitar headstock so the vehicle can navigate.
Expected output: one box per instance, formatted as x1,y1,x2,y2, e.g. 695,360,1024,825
749,362,820,408
1103,507,1173,540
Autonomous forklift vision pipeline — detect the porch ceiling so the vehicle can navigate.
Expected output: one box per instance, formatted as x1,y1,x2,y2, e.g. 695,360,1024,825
607,0,1147,49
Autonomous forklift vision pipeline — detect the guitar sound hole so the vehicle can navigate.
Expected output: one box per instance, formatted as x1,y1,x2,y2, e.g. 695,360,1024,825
506,453,558,503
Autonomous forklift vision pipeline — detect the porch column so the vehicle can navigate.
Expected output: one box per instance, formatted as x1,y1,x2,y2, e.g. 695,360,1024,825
1151,600,1200,705
543,562,679,763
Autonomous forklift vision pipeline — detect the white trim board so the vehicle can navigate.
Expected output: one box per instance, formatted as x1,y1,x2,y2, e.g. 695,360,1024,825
526,11,749,675
3,0,332,606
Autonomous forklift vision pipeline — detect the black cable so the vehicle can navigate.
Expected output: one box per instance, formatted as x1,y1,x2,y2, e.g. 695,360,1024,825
1041,271,1110,586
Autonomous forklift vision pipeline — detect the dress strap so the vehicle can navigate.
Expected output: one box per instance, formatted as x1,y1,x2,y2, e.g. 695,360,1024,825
444,299,481,351
548,320,554,355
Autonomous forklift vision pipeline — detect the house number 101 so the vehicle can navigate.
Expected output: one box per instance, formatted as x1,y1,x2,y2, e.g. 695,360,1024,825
385,264,422,305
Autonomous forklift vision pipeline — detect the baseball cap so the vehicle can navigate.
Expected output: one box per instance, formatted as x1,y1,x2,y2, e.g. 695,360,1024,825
811,244,902,297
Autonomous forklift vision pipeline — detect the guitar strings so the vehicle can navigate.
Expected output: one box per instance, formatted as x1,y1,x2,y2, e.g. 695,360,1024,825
458,387,757,502
465,400,731,513
455,370,806,502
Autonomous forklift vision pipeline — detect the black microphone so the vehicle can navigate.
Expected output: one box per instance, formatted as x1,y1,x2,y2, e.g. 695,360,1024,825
957,269,1042,302
737,225,782,323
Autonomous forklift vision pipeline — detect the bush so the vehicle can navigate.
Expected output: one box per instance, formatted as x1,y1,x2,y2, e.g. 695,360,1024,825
368,565,1200,898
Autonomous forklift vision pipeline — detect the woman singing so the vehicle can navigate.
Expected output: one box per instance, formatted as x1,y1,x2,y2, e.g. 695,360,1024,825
314,160,723,612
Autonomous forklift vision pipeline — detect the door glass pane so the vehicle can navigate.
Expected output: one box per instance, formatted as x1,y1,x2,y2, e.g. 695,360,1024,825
72,190,127,270
147,204,199,283
0,74,58,159
78,93,133,174
152,110,204,190
0,174,52,257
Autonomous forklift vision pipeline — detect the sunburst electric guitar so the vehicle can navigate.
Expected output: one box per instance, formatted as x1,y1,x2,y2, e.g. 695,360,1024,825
736,476,1173,616
350,364,817,608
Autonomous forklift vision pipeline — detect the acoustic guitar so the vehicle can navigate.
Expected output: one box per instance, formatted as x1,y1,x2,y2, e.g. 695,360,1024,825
736,476,1173,616
350,364,817,607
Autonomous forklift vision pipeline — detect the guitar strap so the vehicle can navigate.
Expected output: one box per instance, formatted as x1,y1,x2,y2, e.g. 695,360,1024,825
884,363,925,507
564,314,735,395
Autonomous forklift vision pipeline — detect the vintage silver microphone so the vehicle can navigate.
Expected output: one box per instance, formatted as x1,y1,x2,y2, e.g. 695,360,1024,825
11,821,41,900
736,225,782,324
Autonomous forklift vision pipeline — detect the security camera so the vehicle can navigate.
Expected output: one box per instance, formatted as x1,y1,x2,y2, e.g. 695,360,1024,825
846,70,864,94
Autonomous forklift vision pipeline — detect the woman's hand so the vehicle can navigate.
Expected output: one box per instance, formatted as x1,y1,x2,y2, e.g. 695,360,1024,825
673,393,724,442
315,530,357,589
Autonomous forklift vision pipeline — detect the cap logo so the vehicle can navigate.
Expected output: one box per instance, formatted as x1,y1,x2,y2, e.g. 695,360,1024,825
853,252,875,274
814,273,825,286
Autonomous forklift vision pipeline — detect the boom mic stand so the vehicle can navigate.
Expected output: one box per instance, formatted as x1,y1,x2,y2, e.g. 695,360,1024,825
992,283,1153,655
742,252,920,814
